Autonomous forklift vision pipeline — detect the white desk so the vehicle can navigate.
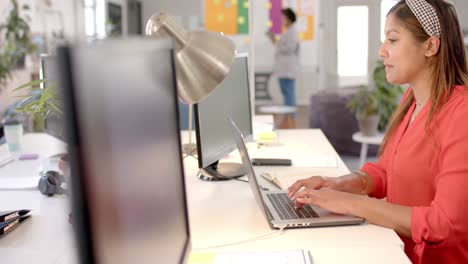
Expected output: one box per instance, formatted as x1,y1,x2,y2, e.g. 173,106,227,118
183,129,410,264
0,131,409,264
0,134,77,264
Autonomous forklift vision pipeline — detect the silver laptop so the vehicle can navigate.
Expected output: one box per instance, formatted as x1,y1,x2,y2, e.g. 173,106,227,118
229,119,365,229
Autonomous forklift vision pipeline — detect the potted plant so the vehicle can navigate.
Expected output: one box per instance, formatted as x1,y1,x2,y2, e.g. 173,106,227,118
372,60,404,131
14,77,68,168
347,85,381,136
347,60,404,136
0,0,37,89
13,79,62,132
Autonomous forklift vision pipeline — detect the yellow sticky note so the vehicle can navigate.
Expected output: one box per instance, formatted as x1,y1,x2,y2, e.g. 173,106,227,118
266,20,272,28
238,16,245,25
243,1,249,8
266,2,272,9
231,0,238,5
257,131,278,144
188,252,217,264
214,0,221,5
218,13,225,22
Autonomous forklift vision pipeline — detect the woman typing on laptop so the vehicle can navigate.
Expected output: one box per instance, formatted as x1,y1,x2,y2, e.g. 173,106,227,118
288,1,468,263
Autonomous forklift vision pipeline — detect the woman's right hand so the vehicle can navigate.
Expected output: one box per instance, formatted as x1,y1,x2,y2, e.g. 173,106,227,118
287,176,338,198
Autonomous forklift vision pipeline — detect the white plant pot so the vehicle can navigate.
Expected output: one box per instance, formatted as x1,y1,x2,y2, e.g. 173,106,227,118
356,114,380,136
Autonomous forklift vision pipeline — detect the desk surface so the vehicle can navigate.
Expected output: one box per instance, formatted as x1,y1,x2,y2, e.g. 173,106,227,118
0,134,77,264
0,131,409,264
183,129,409,264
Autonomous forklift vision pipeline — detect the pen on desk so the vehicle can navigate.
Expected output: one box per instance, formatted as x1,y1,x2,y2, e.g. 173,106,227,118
308,250,314,264
0,156,14,168
0,215,31,237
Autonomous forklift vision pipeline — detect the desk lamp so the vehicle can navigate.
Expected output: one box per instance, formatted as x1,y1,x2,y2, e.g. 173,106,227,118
146,12,236,154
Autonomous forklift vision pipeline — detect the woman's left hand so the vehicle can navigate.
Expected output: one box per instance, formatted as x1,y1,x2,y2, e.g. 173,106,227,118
293,188,362,216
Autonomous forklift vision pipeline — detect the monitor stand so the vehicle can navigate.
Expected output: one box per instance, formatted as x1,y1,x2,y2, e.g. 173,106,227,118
197,161,246,181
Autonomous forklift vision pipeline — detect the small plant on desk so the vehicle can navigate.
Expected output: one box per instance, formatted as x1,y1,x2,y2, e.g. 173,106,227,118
13,79,62,132
14,78,67,163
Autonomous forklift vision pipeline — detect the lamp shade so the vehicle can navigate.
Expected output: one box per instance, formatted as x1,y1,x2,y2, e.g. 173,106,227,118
146,12,236,104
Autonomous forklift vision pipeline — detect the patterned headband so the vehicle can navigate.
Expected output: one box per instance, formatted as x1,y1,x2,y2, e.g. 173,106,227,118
406,0,441,38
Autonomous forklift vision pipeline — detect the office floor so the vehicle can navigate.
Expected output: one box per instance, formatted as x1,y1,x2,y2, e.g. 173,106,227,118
255,105,378,171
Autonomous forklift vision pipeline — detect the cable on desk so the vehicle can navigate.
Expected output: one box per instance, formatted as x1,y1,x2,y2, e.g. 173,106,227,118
193,228,286,251
233,178,248,183
233,178,270,191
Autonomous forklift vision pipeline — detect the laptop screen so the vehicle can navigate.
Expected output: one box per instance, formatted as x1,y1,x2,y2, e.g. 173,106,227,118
229,118,271,222
59,39,190,264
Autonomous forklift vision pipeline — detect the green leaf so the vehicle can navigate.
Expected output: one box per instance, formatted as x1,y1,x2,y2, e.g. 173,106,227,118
13,79,48,91
48,102,63,114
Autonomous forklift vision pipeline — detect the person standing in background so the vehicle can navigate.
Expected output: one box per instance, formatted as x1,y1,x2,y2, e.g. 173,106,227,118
267,8,300,117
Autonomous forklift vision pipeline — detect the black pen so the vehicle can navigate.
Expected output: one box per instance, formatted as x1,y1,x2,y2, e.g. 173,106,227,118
0,215,31,238
0,209,30,222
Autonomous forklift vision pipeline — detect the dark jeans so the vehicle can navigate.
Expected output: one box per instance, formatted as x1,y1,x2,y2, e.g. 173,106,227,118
279,78,296,117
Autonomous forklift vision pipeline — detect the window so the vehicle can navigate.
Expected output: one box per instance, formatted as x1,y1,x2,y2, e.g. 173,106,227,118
337,6,368,86
84,0,106,38
381,0,399,42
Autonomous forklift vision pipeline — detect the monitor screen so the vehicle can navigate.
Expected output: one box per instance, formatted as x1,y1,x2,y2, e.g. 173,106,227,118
40,54,60,87
39,54,64,140
195,54,253,170
59,38,190,264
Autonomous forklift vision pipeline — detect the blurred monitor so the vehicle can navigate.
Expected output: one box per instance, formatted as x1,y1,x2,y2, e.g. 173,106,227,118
40,54,59,87
39,54,64,139
195,53,253,180
58,38,190,264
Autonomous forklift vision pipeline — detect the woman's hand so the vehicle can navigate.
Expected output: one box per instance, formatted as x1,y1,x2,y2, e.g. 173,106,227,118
287,176,337,197
293,187,361,216
287,176,339,208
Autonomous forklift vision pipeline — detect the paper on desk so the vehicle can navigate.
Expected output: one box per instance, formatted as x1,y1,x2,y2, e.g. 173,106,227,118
0,160,41,190
189,249,312,264
0,177,38,190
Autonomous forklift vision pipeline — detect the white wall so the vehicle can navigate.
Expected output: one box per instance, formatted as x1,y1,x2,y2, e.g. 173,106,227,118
253,0,321,105
140,0,201,30
319,0,382,91
451,0,468,31
0,0,82,115
0,0,78,42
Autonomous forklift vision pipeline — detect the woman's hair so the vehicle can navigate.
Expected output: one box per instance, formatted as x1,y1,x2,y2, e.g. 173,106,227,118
379,0,468,155
282,8,297,24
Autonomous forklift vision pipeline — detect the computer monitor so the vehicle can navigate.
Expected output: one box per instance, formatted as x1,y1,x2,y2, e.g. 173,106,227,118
194,53,253,180
39,54,64,139
40,54,59,87
58,38,190,264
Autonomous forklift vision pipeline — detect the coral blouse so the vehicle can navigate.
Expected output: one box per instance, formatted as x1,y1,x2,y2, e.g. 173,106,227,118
361,86,468,264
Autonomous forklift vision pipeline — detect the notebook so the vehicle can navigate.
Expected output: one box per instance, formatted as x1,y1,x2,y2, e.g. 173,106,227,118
189,249,313,264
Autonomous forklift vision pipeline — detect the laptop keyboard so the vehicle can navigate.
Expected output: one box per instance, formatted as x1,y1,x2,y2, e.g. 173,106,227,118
266,193,319,220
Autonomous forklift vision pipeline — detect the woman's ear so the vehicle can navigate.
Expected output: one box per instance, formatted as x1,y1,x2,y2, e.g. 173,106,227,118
425,37,441,57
